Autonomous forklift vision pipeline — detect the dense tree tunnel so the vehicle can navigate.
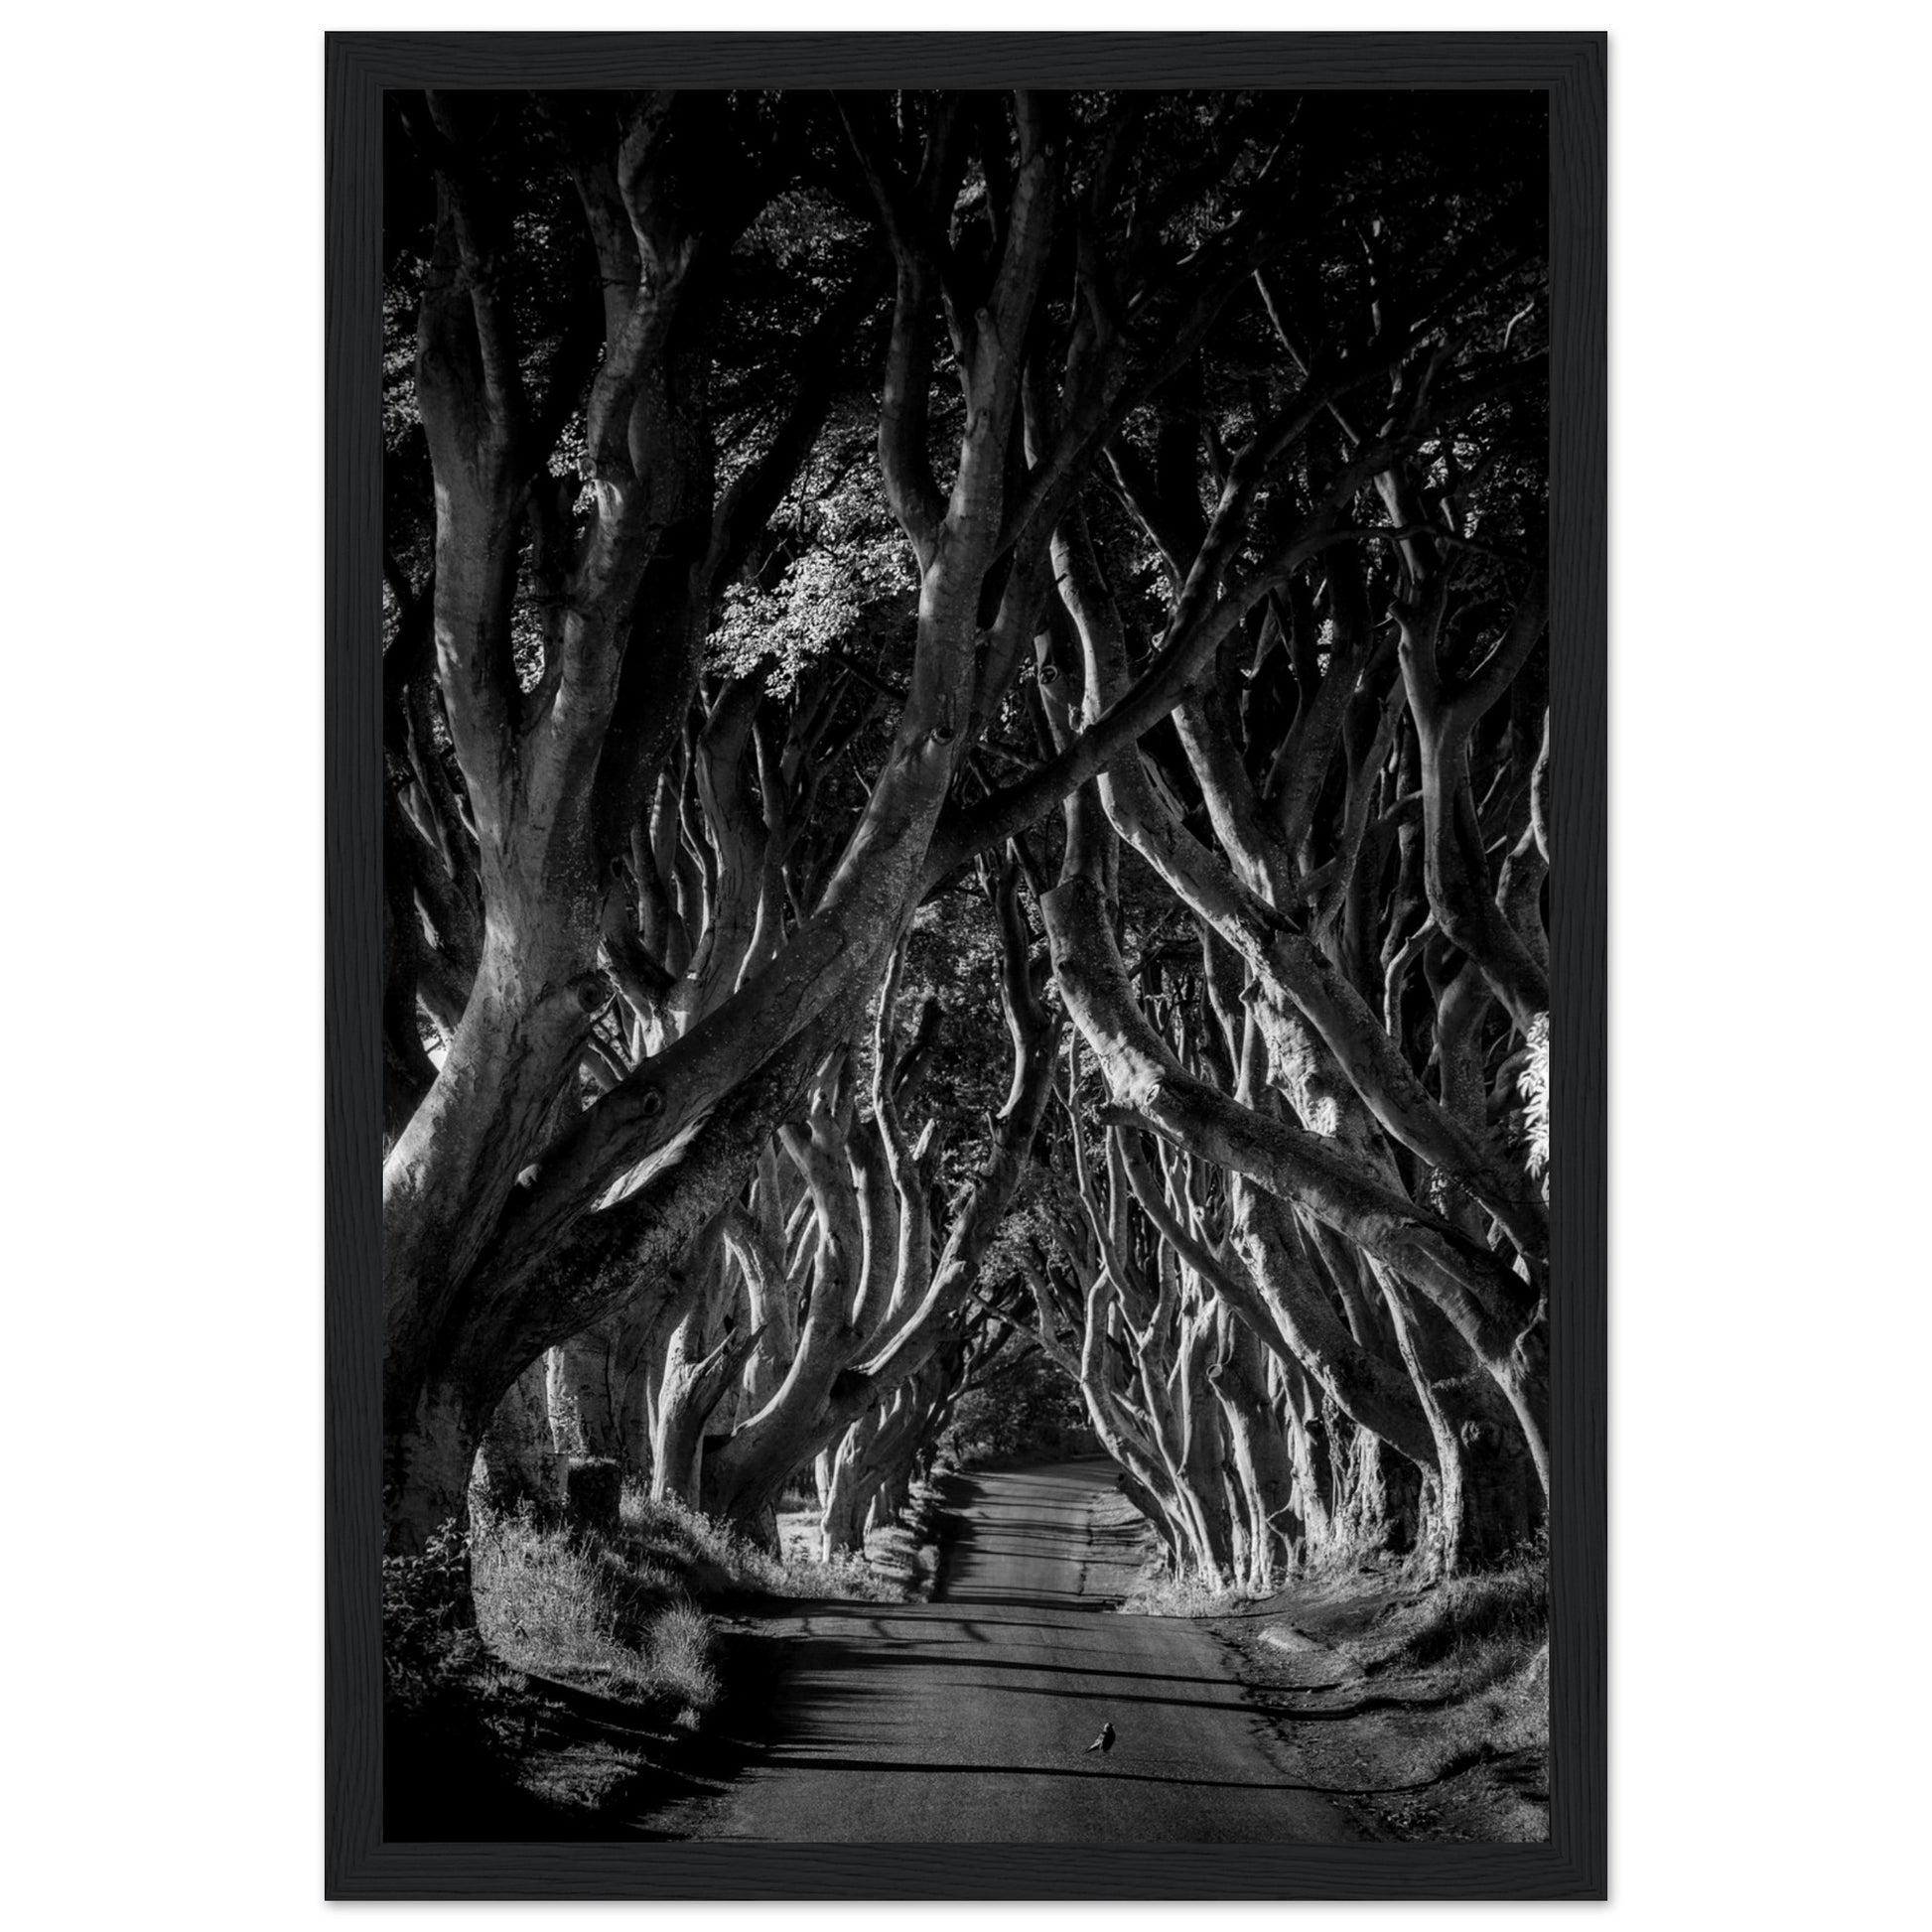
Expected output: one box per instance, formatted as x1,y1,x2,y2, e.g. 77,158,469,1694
380,84,1552,1593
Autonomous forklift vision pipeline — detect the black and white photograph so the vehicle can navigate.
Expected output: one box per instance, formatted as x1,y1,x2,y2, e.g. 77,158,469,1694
365,61,1585,1863
22,2,1932,1926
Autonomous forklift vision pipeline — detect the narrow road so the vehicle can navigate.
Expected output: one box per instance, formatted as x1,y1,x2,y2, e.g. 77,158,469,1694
665,1459,1358,1843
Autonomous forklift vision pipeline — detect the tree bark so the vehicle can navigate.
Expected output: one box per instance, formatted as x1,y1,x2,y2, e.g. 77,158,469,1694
474,1356,563,1515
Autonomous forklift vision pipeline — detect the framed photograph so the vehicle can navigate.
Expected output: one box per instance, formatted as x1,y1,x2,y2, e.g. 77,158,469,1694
328,31,1604,1900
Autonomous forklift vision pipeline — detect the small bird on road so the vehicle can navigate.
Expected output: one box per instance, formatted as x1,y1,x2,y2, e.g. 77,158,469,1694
1084,1722,1116,1757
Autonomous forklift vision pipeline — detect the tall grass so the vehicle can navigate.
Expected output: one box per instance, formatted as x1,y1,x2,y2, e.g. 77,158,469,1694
398,1476,911,1751
1350,1546,1551,1789
470,1502,720,1719
622,1487,898,1601
1118,1566,1260,1617
1386,1552,1549,1681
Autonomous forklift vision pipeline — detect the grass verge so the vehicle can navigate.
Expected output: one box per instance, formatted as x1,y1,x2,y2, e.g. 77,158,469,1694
1208,1543,1551,1843
1118,1568,1264,1618
383,1478,921,1839
473,1503,720,1717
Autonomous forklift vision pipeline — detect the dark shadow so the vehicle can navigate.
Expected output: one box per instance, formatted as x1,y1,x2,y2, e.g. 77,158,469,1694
879,1678,1253,1717
753,1753,1459,1798
923,1599,1097,1614
384,1668,730,1844
815,1646,1244,1692
784,1653,1252,1716
813,1618,1106,1644
1259,1691,1462,1722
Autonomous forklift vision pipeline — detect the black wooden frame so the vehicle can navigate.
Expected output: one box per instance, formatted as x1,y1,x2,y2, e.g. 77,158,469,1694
326,31,1605,1900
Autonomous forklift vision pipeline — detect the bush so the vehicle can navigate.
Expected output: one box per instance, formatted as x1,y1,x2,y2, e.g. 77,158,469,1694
563,1455,622,1532
382,1518,478,1703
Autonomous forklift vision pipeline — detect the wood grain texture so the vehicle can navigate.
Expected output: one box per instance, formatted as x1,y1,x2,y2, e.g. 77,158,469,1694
1545,28,1609,1910
325,31,1606,1900
324,29,385,1902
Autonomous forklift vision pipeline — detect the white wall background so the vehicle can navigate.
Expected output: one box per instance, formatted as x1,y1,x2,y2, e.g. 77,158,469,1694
2,4,1925,1925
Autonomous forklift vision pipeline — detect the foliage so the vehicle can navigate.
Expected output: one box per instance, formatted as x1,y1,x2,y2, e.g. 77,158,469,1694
1520,1014,1551,1178
382,1516,478,1703
386,1476,909,1797
380,82,1554,1603
709,528,910,696
944,1338,1088,1466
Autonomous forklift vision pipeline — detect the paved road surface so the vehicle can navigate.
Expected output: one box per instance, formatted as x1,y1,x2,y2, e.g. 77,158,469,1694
665,1459,1357,1843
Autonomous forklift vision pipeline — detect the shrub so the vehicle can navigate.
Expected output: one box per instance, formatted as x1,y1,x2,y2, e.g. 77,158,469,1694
382,1518,477,1702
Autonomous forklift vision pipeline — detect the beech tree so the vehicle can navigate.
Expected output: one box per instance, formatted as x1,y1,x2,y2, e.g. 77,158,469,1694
526,863,1055,1552
988,118,1550,1567
379,84,1551,1579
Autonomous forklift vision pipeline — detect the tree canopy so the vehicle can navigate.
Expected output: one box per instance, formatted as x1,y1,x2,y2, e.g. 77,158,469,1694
380,85,1552,1580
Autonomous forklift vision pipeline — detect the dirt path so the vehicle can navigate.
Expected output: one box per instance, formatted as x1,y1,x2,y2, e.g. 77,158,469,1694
650,1459,1360,1844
